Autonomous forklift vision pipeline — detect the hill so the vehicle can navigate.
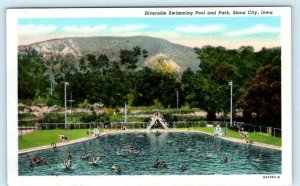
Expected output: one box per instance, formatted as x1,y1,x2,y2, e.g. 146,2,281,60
18,36,200,71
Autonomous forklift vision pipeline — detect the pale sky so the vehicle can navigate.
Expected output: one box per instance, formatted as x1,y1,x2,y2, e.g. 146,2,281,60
18,17,280,51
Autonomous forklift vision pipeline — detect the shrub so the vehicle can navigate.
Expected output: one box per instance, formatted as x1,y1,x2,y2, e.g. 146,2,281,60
80,113,99,122
78,100,91,109
162,113,178,122
39,113,64,123
18,113,36,120
104,108,114,116
176,116,205,121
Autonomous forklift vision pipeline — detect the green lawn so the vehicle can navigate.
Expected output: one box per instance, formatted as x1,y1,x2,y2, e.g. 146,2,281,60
19,129,102,149
183,127,281,146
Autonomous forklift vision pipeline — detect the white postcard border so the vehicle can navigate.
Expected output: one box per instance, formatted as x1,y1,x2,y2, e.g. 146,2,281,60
7,7,292,186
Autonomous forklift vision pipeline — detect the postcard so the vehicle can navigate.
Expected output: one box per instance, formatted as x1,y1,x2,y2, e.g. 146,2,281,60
7,7,291,186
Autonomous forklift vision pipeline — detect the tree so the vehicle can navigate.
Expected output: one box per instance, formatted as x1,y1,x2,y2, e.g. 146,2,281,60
120,46,142,69
239,64,281,128
18,49,49,100
194,46,238,120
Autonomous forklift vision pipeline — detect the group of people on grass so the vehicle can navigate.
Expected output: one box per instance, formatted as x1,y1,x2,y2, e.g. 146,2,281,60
86,125,102,137
213,124,250,144
59,133,68,142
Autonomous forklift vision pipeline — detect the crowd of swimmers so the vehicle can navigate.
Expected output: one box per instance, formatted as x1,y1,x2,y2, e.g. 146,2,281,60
28,157,48,167
27,150,266,173
65,151,101,169
26,125,262,172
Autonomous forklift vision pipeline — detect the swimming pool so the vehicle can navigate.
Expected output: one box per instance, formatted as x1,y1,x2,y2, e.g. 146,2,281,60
18,131,281,175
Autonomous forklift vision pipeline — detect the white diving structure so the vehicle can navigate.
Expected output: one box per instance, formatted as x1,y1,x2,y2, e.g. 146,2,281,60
147,113,169,130
213,125,223,137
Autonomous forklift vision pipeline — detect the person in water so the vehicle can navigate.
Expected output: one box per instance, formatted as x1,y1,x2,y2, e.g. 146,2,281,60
90,157,100,164
179,164,188,171
67,152,73,159
220,156,228,163
64,160,72,169
111,164,122,172
154,159,167,168
81,151,90,159
179,147,186,152
31,157,40,165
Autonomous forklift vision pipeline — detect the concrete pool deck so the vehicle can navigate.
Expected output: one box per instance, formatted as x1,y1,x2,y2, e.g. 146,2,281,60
18,129,281,154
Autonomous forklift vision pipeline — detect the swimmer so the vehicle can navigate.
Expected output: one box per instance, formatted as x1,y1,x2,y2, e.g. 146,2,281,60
179,147,186,152
67,152,73,159
111,164,122,172
220,156,229,163
154,159,160,167
31,157,39,165
179,164,188,171
154,159,167,168
90,157,100,164
43,158,49,164
256,154,263,161
64,160,72,169
81,151,90,159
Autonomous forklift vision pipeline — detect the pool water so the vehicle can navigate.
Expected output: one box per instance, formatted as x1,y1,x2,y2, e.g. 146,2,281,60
18,131,281,175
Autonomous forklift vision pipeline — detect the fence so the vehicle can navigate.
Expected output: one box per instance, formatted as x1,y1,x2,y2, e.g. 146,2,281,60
32,120,281,137
18,125,38,135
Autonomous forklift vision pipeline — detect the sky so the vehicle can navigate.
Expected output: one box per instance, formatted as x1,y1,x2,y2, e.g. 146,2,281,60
18,17,280,51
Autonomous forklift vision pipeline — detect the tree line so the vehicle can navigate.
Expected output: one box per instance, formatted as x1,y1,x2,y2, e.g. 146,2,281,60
18,45,281,128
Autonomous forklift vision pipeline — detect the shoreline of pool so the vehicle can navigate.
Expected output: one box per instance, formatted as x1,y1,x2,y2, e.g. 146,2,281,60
18,129,281,154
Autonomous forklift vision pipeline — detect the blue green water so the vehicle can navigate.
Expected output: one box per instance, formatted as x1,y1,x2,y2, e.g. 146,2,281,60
18,131,281,175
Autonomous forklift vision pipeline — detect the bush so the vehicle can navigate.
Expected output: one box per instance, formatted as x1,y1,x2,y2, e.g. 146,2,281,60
104,108,114,116
39,113,64,123
109,113,124,122
18,113,36,120
176,116,205,121
153,99,164,110
78,100,91,109
32,96,61,106
80,113,99,122
162,113,178,122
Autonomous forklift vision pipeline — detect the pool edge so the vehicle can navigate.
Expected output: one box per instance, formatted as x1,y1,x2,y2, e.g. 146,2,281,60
18,129,281,154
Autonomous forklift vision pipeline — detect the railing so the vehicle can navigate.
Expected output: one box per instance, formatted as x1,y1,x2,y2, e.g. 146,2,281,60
18,125,38,135
33,120,281,137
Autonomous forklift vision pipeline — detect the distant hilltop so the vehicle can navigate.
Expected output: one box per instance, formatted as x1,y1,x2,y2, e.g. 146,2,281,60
18,36,201,72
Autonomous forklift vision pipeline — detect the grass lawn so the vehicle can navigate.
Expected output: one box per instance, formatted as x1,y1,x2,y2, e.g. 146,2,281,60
182,127,281,146
19,129,103,150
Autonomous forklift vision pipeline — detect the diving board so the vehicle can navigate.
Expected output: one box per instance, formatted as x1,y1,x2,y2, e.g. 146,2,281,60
147,113,169,130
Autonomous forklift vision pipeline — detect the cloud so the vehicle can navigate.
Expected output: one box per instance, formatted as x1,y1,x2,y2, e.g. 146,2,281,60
224,24,280,37
19,24,57,37
175,25,224,34
110,24,148,32
62,25,108,33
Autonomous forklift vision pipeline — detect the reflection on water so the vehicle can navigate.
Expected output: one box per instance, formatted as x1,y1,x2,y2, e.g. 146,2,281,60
18,131,281,175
